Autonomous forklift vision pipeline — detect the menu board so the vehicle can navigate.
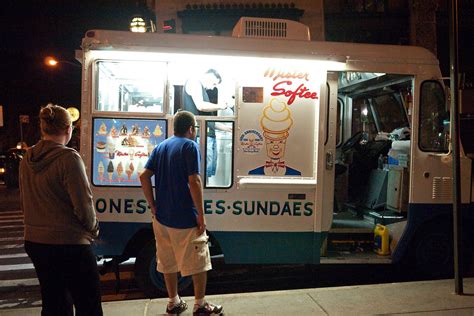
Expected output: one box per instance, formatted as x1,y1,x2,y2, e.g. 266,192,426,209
92,118,167,186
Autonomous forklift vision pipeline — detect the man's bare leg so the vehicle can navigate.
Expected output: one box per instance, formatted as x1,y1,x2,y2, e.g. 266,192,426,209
163,272,178,299
192,271,207,300
192,271,223,313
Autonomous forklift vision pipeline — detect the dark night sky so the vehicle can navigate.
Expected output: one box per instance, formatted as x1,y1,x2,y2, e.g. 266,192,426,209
0,0,151,150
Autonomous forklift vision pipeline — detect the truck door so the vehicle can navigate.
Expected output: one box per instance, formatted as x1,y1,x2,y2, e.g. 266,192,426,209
232,62,324,264
318,72,338,235
411,78,472,206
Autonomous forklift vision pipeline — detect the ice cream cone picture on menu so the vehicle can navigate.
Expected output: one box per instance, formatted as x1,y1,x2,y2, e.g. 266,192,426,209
137,161,144,176
98,122,107,135
126,162,135,180
116,162,124,181
107,161,114,181
120,124,128,136
110,125,118,137
153,124,162,137
107,142,116,159
249,98,301,176
98,161,104,180
131,125,140,136
147,142,155,157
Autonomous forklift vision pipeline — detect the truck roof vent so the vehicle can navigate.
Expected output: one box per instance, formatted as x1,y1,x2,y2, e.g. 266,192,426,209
232,17,310,41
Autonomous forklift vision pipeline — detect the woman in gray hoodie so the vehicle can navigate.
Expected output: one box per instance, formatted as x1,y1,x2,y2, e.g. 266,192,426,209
20,104,102,316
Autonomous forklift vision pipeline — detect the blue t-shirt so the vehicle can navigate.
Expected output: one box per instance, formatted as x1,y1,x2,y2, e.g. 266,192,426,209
145,136,200,228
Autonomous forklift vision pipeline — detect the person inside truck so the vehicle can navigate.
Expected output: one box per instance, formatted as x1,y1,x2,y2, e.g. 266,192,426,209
183,68,232,178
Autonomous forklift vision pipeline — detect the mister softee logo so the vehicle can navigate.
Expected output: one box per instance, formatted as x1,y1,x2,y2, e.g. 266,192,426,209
264,68,319,105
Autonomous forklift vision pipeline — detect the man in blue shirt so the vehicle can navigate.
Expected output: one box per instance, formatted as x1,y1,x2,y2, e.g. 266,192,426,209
140,111,223,315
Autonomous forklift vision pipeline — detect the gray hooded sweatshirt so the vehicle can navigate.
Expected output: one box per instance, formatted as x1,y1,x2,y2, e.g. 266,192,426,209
20,140,99,245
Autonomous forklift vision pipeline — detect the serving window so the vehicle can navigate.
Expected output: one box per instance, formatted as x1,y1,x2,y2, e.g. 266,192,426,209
92,118,167,187
204,121,234,188
96,61,167,113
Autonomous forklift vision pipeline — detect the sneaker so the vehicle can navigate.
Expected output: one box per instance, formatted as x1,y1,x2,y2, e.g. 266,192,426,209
166,298,188,315
193,302,223,315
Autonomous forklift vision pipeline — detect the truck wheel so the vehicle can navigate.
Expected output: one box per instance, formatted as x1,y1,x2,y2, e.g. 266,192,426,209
414,224,453,278
134,239,192,297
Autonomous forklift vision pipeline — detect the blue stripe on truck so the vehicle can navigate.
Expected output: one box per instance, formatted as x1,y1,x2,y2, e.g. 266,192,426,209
212,231,324,264
93,221,325,264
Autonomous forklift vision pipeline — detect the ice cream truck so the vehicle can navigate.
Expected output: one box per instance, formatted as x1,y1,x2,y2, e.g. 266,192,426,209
78,18,474,296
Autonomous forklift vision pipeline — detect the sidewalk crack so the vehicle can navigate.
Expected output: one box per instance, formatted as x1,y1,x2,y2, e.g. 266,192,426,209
307,293,329,315
144,299,150,316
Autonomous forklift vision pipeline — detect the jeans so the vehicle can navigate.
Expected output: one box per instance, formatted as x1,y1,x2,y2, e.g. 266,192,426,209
206,136,217,177
24,241,103,316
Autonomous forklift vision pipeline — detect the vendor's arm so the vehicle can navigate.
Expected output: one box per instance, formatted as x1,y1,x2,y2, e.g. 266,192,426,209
215,122,233,133
186,80,227,112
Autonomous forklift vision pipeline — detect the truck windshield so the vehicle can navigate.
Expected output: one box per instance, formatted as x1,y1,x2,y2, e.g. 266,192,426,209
371,94,409,133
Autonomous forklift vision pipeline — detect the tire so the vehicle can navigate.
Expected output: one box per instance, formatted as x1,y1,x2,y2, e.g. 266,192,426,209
134,239,193,297
414,224,454,279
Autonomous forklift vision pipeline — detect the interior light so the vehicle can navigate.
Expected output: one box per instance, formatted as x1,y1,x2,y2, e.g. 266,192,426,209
89,50,346,72
130,17,147,33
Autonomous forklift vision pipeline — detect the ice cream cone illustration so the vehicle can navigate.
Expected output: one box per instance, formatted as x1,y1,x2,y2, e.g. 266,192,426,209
98,122,107,135
120,124,128,136
127,135,137,147
107,142,116,159
98,161,104,180
137,161,144,176
147,142,155,156
260,98,293,143
107,161,114,181
129,162,135,175
121,137,130,146
110,125,118,137
249,98,300,176
131,125,140,136
153,124,162,137
126,162,135,180
117,162,124,181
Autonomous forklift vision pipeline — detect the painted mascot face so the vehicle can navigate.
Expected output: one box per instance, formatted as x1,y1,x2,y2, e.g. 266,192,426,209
265,138,287,160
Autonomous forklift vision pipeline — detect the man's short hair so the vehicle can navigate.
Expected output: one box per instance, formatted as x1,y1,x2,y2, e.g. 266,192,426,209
174,110,195,135
205,69,222,84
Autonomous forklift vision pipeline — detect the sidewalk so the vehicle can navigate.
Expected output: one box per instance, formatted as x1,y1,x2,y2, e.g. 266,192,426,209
2,278,473,315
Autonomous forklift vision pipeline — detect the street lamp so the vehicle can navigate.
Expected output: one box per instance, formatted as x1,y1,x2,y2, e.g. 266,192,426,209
44,56,81,68
67,107,80,122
